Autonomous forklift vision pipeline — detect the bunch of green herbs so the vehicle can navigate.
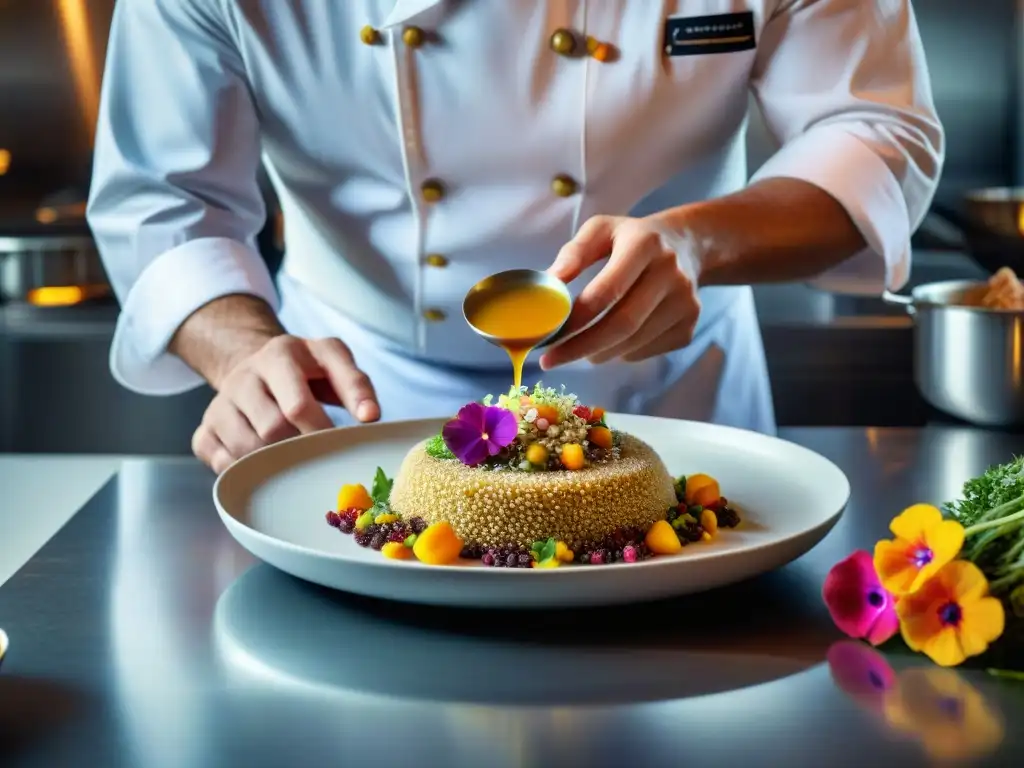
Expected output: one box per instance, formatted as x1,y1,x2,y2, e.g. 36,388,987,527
944,456,1024,624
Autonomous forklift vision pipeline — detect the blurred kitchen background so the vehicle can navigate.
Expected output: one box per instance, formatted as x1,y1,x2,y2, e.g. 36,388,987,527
0,0,1017,454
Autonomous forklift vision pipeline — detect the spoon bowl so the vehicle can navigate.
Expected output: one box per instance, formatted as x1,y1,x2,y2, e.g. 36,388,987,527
463,269,573,349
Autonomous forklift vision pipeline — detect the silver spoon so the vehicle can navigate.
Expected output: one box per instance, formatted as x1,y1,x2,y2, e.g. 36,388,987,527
462,269,573,350
0,628,8,670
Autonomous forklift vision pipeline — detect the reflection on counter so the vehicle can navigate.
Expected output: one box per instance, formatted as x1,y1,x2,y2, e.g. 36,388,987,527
828,641,1005,763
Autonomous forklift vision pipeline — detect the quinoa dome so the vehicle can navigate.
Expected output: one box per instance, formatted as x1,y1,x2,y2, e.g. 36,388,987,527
389,432,676,547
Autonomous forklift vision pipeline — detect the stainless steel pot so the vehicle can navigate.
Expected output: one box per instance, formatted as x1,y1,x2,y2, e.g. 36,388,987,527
883,280,1024,426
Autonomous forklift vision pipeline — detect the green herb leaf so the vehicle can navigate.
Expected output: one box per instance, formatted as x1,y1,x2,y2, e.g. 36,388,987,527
530,540,546,557
371,467,394,504
986,668,1024,682
539,537,557,563
946,456,1024,527
425,434,455,460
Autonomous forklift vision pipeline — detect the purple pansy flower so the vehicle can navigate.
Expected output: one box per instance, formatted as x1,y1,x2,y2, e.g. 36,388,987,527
823,550,899,646
442,403,519,466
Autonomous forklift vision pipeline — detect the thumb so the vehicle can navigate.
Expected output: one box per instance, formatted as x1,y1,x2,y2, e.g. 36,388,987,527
547,215,618,283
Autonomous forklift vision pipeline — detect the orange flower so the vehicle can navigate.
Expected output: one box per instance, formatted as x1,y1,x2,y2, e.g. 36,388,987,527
873,504,964,596
897,560,1005,667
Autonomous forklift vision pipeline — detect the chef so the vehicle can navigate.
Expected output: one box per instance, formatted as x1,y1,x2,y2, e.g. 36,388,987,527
87,0,943,473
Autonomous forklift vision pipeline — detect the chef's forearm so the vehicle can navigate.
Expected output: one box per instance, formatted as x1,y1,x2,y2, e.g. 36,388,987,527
653,178,867,287
169,294,286,390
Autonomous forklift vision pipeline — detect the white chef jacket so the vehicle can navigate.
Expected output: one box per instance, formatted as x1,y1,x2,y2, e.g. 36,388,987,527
86,0,943,434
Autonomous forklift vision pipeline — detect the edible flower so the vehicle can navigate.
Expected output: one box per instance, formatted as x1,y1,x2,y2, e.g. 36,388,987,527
873,504,964,596
822,551,900,646
442,402,518,466
896,560,1005,667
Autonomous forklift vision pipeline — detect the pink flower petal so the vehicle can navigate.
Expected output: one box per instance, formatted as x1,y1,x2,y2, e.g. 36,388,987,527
823,550,898,644
865,603,900,646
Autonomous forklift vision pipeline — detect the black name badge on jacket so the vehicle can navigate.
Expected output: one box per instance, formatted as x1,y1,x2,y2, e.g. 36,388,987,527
664,11,756,57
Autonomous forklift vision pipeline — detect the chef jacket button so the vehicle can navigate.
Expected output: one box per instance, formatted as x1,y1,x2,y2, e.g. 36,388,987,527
421,179,446,203
550,28,577,56
360,25,381,45
424,253,449,268
403,26,426,48
422,308,447,322
551,174,578,197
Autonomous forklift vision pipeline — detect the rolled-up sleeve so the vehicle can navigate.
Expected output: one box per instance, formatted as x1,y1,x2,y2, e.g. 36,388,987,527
749,0,944,294
87,0,275,395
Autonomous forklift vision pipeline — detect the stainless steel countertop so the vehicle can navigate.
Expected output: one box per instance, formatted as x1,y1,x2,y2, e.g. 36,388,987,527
2,428,1024,767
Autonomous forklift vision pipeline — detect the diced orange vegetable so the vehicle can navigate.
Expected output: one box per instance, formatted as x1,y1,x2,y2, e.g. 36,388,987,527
534,404,560,424
560,443,585,470
525,443,549,465
700,508,718,537
382,542,413,560
685,474,721,508
337,483,374,512
591,407,605,423
587,426,613,449
644,520,682,555
412,522,464,565
556,541,574,563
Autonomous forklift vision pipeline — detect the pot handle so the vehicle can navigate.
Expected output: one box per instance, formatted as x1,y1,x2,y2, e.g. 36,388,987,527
882,290,916,315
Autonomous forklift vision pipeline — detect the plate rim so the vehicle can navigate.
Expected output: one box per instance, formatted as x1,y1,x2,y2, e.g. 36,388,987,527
213,414,851,576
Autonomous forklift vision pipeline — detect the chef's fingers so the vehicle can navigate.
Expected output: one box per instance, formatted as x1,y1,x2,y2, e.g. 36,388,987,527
191,423,235,475
259,338,335,433
621,316,698,362
209,395,272,459
308,338,381,423
586,298,685,365
232,372,301,443
554,222,656,341
547,215,620,284
540,268,668,369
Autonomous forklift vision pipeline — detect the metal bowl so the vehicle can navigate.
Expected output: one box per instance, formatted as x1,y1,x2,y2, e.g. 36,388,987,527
462,269,572,348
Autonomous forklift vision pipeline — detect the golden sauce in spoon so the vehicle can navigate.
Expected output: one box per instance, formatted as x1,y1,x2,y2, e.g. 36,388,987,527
466,283,571,390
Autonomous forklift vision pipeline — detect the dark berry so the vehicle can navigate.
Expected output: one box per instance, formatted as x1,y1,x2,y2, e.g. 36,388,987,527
409,517,428,534
518,553,531,566
590,551,604,565
353,529,372,547
389,527,408,543
506,553,517,567
338,518,355,534
716,506,741,528
482,553,495,566
370,534,386,551
326,511,341,528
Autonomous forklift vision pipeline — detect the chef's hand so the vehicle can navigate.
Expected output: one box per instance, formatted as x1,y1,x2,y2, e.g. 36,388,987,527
192,335,380,474
540,215,702,369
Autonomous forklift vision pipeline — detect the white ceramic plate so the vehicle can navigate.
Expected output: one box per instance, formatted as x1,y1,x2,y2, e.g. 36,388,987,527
214,415,850,608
